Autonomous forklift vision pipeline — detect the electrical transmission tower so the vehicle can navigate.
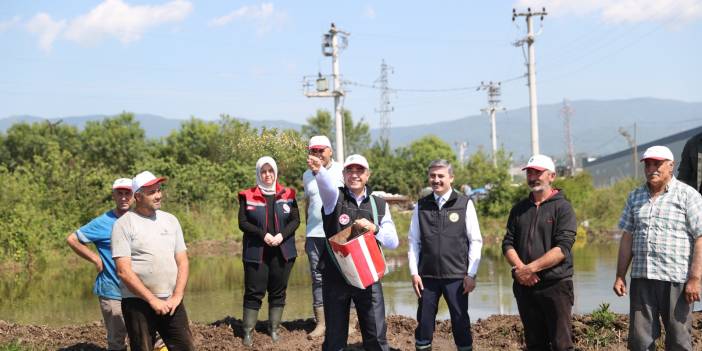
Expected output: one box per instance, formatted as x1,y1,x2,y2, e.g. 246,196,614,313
454,141,469,164
375,59,394,145
513,7,547,155
479,81,506,166
560,99,576,176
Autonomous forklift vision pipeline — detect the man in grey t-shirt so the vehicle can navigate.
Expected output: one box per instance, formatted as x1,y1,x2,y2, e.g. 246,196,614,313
112,171,194,351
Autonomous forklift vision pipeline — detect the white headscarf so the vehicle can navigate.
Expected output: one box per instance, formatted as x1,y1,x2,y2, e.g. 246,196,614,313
256,156,278,195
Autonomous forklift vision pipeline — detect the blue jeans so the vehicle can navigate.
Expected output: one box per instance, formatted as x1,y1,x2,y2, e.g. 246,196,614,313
306,237,326,307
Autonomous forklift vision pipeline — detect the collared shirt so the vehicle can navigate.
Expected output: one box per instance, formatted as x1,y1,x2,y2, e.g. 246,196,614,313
619,177,702,283
315,165,399,249
407,189,483,277
303,161,344,238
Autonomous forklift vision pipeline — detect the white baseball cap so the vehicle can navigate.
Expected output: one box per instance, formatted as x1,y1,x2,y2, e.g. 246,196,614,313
343,154,369,169
112,178,133,191
640,145,674,162
309,135,332,150
132,171,167,193
522,154,556,173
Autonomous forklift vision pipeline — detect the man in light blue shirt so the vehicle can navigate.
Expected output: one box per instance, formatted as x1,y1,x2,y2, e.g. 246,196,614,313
66,178,133,351
302,135,344,339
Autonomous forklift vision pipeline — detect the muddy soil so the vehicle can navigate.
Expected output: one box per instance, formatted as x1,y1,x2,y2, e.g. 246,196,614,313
3,313,702,350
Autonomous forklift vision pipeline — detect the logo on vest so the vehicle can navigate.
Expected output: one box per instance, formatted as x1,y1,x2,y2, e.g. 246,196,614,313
282,204,291,213
449,212,460,223
339,213,351,225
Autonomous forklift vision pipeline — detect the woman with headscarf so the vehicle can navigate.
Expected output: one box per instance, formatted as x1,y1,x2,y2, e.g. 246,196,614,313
237,156,300,346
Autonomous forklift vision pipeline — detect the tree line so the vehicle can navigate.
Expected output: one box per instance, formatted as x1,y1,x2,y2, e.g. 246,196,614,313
0,110,631,265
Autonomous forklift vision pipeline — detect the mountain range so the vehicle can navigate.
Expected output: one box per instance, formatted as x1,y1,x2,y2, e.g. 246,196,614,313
2,98,700,160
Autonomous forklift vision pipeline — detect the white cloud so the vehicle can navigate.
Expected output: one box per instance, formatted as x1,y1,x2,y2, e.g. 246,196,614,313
26,13,66,52
0,16,22,32
209,3,287,35
514,0,702,24
63,0,192,45
363,5,377,19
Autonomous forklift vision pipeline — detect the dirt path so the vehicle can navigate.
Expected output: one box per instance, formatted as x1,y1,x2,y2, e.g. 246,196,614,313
2,313,701,350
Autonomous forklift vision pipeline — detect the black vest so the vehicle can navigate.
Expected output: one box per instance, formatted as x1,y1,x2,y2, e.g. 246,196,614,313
321,187,387,266
417,190,470,279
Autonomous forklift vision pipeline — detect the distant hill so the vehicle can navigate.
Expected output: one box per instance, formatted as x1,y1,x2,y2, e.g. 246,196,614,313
371,97,702,160
2,98,701,160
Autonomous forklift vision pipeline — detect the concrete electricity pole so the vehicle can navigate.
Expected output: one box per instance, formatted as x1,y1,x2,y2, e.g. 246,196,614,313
303,23,350,162
375,59,394,145
560,99,576,175
454,141,468,164
479,81,506,166
513,7,547,155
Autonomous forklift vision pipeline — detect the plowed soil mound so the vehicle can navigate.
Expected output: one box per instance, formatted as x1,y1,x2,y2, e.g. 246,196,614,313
2,313,701,350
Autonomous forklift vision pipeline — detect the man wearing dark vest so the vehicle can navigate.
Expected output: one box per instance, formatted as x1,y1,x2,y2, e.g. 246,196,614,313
408,159,483,351
307,153,399,351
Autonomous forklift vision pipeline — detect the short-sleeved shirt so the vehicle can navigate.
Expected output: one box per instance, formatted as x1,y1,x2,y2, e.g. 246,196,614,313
111,210,187,299
76,210,121,300
618,177,702,283
303,161,344,238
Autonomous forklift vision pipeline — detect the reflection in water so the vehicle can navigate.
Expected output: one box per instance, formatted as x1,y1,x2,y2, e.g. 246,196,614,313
0,243,632,326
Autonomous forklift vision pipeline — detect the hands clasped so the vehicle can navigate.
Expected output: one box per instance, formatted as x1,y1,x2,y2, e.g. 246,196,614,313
264,233,284,247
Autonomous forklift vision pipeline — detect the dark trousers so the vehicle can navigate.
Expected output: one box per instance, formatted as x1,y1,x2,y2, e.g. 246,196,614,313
321,265,388,351
513,279,574,351
415,278,472,348
243,248,295,310
121,298,194,351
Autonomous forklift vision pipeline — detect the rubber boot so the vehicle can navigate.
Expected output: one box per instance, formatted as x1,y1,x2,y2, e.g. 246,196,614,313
307,306,326,339
242,308,258,347
268,306,284,343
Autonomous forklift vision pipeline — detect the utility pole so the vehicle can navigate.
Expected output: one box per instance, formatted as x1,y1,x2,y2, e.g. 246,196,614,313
560,99,576,176
479,81,506,166
454,141,468,164
618,123,639,180
303,23,350,162
375,59,394,145
513,7,547,155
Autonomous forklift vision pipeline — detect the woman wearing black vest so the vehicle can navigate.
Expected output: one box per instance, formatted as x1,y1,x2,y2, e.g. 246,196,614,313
237,156,300,346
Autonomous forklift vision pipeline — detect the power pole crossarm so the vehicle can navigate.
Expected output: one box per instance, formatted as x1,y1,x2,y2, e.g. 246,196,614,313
513,7,547,156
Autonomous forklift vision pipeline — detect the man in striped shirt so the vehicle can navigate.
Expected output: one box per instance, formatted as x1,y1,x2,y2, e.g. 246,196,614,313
613,145,702,351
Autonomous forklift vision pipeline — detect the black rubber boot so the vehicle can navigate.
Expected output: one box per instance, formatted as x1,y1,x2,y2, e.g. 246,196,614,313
242,308,258,347
268,306,284,343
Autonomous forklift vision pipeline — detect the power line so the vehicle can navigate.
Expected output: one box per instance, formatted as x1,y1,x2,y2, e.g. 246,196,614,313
343,74,525,93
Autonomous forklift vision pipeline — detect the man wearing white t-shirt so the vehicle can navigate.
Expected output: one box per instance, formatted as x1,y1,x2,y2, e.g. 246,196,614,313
112,171,194,351
302,135,344,339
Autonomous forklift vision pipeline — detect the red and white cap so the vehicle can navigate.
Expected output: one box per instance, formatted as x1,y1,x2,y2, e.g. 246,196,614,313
309,135,332,150
640,145,674,162
343,154,369,169
112,178,133,191
132,171,167,193
522,154,556,173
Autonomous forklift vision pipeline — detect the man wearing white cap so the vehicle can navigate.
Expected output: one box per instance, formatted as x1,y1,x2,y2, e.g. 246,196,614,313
307,153,399,351
502,154,577,351
66,178,133,351
302,135,344,339
112,171,194,351
613,145,702,350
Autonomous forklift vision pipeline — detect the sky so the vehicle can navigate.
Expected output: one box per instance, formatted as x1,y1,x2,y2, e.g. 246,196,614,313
1,0,701,128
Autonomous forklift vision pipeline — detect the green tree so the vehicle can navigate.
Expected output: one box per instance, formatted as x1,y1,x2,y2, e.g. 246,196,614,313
301,109,370,155
397,135,458,197
81,113,147,174
163,117,221,164
3,121,80,170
